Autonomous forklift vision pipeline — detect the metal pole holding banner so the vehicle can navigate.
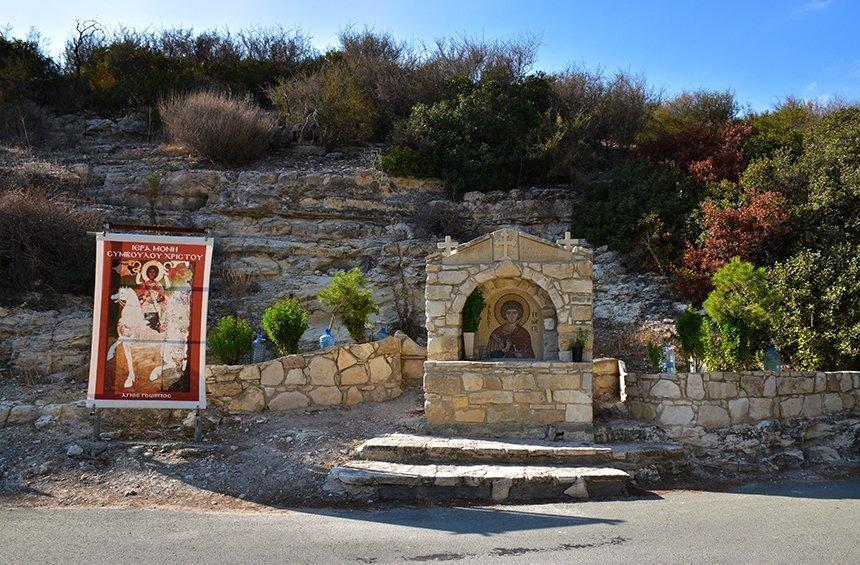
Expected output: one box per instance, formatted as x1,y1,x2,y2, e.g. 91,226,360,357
90,407,101,441
194,408,203,442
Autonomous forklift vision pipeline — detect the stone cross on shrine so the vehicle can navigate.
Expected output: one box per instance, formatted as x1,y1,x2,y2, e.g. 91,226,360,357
436,236,459,255
556,231,579,251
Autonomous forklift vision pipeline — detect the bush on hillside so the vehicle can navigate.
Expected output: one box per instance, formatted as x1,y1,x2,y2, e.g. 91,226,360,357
262,297,309,356
578,158,705,271
376,74,581,197
552,67,656,151
63,26,318,111
159,91,276,167
268,63,377,148
0,189,97,297
208,315,255,364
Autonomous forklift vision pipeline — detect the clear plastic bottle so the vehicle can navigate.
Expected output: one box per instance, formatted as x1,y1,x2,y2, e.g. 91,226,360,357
252,333,266,363
663,342,677,374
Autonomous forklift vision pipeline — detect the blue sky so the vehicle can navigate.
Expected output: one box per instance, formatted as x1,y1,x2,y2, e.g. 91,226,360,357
2,0,858,111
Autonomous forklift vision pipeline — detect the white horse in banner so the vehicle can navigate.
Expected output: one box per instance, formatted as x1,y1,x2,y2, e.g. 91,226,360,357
148,289,191,384
106,286,165,388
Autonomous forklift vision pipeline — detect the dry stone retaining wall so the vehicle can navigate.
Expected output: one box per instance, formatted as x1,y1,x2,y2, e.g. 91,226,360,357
206,335,425,412
625,371,859,430
424,360,593,438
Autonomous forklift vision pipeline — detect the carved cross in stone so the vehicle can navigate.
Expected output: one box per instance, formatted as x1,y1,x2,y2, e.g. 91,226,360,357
556,231,580,251
437,235,459,255
497,231,516,259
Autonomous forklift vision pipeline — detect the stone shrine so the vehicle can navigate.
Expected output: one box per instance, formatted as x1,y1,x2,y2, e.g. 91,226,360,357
423,229,596,439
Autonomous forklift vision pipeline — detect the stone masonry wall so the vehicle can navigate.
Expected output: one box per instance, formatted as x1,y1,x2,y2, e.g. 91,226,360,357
424,360,593,438
206,335,425,412
625,371,860,430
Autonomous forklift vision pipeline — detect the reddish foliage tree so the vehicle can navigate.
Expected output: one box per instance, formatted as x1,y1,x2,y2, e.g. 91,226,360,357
675,190,789,303
638,122,752,183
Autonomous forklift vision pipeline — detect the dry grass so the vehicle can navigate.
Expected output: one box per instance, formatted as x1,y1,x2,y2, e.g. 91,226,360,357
0,189,98,296
158,91,276,167
0,148,91,196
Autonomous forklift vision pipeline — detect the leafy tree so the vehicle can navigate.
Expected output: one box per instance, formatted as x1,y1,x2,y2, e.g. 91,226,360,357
208,315,255,364
318,268,379,342
701,258,778,370
676,190,789,303
262,297,309,355
770,244,860,370
743,99,815,161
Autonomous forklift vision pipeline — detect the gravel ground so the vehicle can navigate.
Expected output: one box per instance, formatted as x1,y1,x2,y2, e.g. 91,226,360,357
0,384,425,511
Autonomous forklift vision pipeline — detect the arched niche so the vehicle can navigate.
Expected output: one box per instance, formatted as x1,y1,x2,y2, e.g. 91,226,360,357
470,277,559,361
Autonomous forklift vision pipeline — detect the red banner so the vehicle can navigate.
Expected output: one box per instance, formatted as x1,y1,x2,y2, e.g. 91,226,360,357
87,233,213,408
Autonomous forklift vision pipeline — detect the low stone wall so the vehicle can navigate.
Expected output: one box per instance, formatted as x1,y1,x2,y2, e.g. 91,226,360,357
424,360,593,439
625,371,859,430
206,335,425,413
593,358,623,403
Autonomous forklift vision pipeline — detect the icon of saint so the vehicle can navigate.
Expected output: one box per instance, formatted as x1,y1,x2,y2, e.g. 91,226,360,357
488,300,535,359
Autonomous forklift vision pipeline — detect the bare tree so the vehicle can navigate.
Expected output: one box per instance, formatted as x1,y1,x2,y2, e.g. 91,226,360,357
65,20,103,81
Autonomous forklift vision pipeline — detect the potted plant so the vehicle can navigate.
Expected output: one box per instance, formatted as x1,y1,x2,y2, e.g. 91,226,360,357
461,290,485,360
571,329,590,362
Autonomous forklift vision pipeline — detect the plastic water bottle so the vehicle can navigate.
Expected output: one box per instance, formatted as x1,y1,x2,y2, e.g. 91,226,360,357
252,333,266,363
663,342,676,374
764,344,782,372
319,327,336,349
373,326,388,341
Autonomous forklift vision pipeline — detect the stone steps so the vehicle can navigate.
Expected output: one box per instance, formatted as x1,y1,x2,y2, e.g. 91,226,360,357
327,460,633,503
354,433,615,465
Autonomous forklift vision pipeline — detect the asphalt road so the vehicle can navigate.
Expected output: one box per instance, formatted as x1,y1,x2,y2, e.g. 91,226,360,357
2,479,858,564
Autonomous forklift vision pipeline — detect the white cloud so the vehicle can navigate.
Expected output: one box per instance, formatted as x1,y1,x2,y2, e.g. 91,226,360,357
793,0,832,15
806,81,818,92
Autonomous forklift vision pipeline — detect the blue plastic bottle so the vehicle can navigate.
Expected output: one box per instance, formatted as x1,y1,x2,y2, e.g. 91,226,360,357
319,327,336,349
373,326,388,341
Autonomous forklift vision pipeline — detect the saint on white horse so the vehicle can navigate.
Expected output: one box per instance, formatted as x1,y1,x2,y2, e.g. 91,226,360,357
106,286,164,388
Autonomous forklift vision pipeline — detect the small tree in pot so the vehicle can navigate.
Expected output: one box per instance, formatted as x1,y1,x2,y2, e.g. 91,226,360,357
318,268,379,343
262,297,309,356
461,290,485,359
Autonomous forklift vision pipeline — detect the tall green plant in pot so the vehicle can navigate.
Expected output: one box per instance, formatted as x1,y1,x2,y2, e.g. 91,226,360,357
317,268,379,343
461,290,485,360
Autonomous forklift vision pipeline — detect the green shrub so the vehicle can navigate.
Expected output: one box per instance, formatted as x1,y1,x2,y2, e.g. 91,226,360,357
646,341,663,372
461,290,485,332
208,316,255,364
376,74,578,198
674,307,706,366
578,157,705,271
262,297,309,355
770,244,860,370
317,268,379,342
158,91,275,167
268,63,377,148
701,258,778,370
